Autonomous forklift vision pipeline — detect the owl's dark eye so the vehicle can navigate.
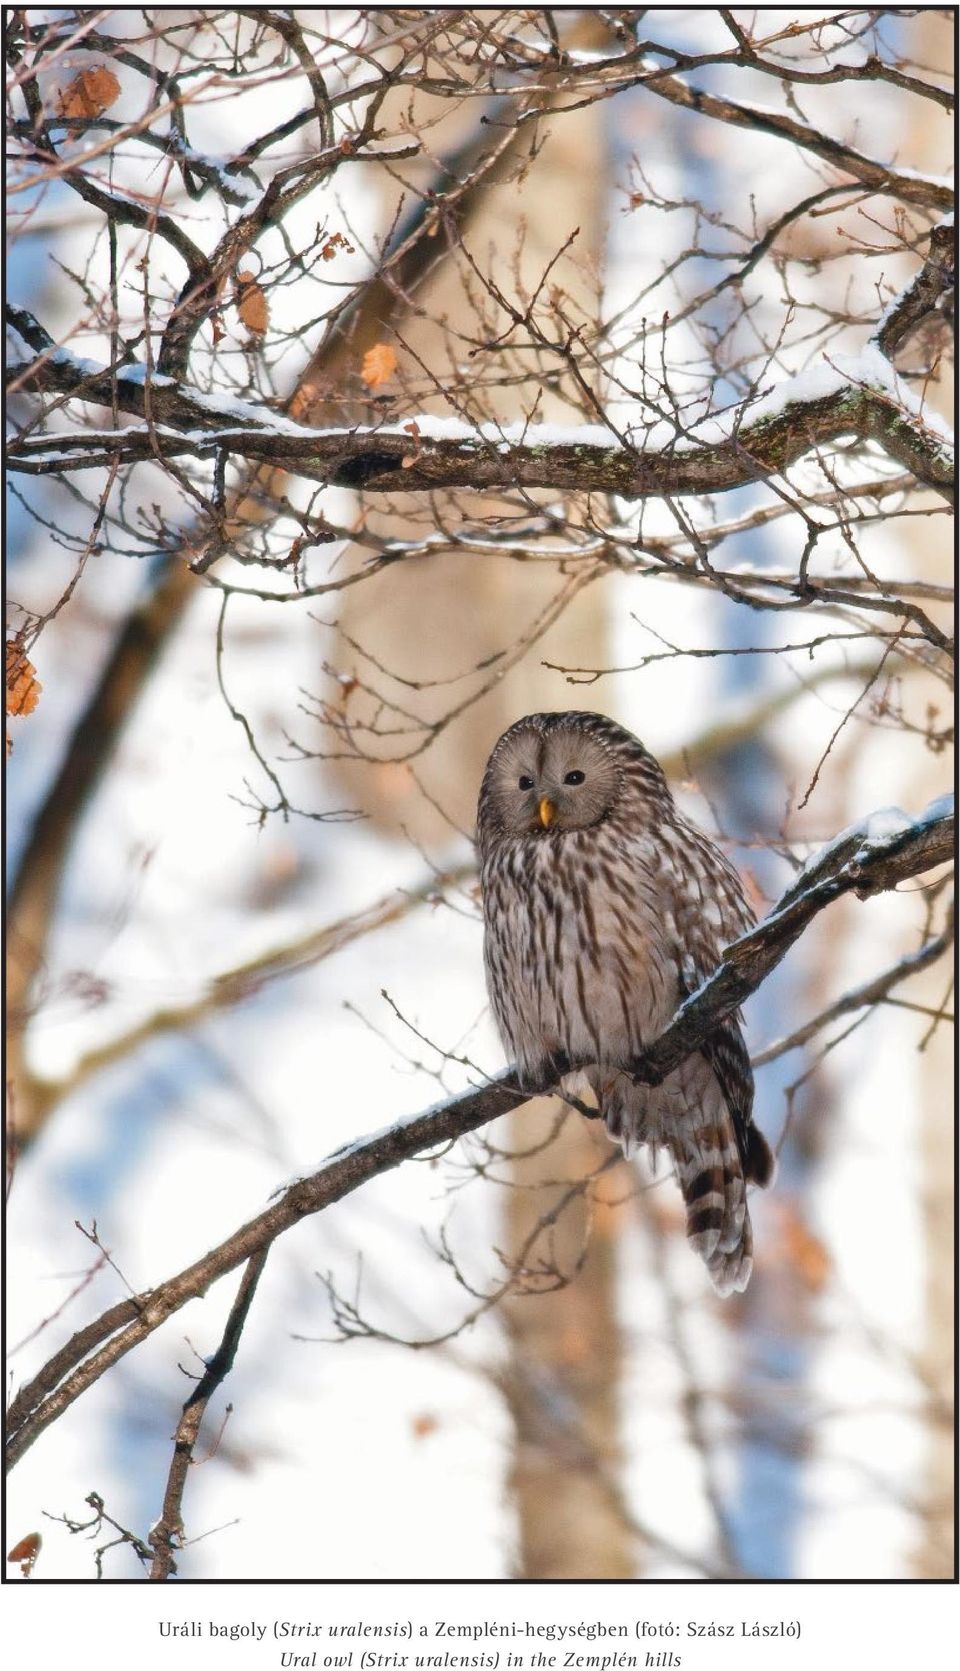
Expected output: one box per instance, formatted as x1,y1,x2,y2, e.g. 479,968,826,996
518,774,534,791
564,769,585,786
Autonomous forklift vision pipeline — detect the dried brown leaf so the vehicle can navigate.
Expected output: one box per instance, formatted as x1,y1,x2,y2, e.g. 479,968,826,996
7,1532,42,1577
6,645,42,718
58,66,120,124
400,418,422,469
235,270,269,335
361,343,397,389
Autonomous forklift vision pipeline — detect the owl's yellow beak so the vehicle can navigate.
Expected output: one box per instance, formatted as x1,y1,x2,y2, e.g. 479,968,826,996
538,796,556,828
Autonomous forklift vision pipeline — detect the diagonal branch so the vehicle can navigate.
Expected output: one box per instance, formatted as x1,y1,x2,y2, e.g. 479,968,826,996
147,1247,269,1582
629,794,954,1087
5,793,952,1473
26,862,474,1119
875,219,956,361
633,61,954,211
751,914,954,1066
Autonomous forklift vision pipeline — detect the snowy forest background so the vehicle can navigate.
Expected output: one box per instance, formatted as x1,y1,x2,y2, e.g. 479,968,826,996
5,7,954,1581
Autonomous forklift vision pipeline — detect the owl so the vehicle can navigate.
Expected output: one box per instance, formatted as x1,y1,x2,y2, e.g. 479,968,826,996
477,710,774,1294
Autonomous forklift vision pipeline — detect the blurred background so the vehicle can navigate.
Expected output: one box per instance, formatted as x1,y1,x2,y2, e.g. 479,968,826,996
5,9,954,1580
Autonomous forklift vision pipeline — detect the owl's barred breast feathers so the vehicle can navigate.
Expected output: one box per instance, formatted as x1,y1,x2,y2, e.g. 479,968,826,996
477,710,774,1295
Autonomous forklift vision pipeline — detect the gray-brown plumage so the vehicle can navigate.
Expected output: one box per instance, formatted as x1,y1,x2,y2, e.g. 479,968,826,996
477,710,774,1294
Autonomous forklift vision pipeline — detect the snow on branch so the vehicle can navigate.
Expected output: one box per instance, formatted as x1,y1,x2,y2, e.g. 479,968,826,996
632,62,954,212
6,306,954,501
5,791,953,1474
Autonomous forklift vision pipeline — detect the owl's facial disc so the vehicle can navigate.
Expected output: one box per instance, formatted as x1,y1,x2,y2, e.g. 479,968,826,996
492,727,620,834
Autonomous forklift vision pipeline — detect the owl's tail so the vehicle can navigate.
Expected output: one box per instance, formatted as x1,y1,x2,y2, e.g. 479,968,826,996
592,1070,775,1296
670,1126,757,1296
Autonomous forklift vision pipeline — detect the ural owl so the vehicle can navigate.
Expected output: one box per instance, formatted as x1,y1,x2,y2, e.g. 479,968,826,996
477,710,774,1294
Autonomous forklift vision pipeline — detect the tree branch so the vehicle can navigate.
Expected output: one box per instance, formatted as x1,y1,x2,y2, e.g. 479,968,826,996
4,100,533,1149
26,862,474,1120
875,219,956,360
7,315,954,501
751,914,954,1066
147,1247,269,1582
633,60,954,211
6,793,952,1473
630,794,954,1087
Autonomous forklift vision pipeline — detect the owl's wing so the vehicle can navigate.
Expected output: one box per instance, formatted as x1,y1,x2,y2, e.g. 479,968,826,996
671,833,773,1187
676,951,772,1184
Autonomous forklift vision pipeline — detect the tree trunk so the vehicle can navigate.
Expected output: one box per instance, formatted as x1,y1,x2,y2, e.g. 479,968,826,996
325,13,635,1576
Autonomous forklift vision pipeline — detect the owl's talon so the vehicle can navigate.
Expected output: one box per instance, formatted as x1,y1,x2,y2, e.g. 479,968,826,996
631,1058,665,1089
518,1055,569,1099
514,1071,547,1099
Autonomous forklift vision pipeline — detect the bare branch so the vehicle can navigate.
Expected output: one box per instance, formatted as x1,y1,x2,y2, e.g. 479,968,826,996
148,1248,269,1582
752,914,955,1066
634,60,954,211
26,864,474,1118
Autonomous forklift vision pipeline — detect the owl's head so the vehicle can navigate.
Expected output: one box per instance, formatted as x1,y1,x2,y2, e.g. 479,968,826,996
477,710,654,841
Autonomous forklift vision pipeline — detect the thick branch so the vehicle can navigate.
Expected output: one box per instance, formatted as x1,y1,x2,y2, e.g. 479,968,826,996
4,1068,524,1470
5,793,952,1472
7,320,954,500
634,62,954,211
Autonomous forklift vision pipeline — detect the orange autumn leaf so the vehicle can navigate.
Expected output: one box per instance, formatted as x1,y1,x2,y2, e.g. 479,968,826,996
361,343,397,389
7,1532,41,1577
235,270,269,334
58,66,120,124
6,645,42,718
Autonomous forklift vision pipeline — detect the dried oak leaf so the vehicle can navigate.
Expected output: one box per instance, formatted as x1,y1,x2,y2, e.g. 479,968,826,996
360,343,397,389
6,645,42,718
58,66,120,124
235,269,269,335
